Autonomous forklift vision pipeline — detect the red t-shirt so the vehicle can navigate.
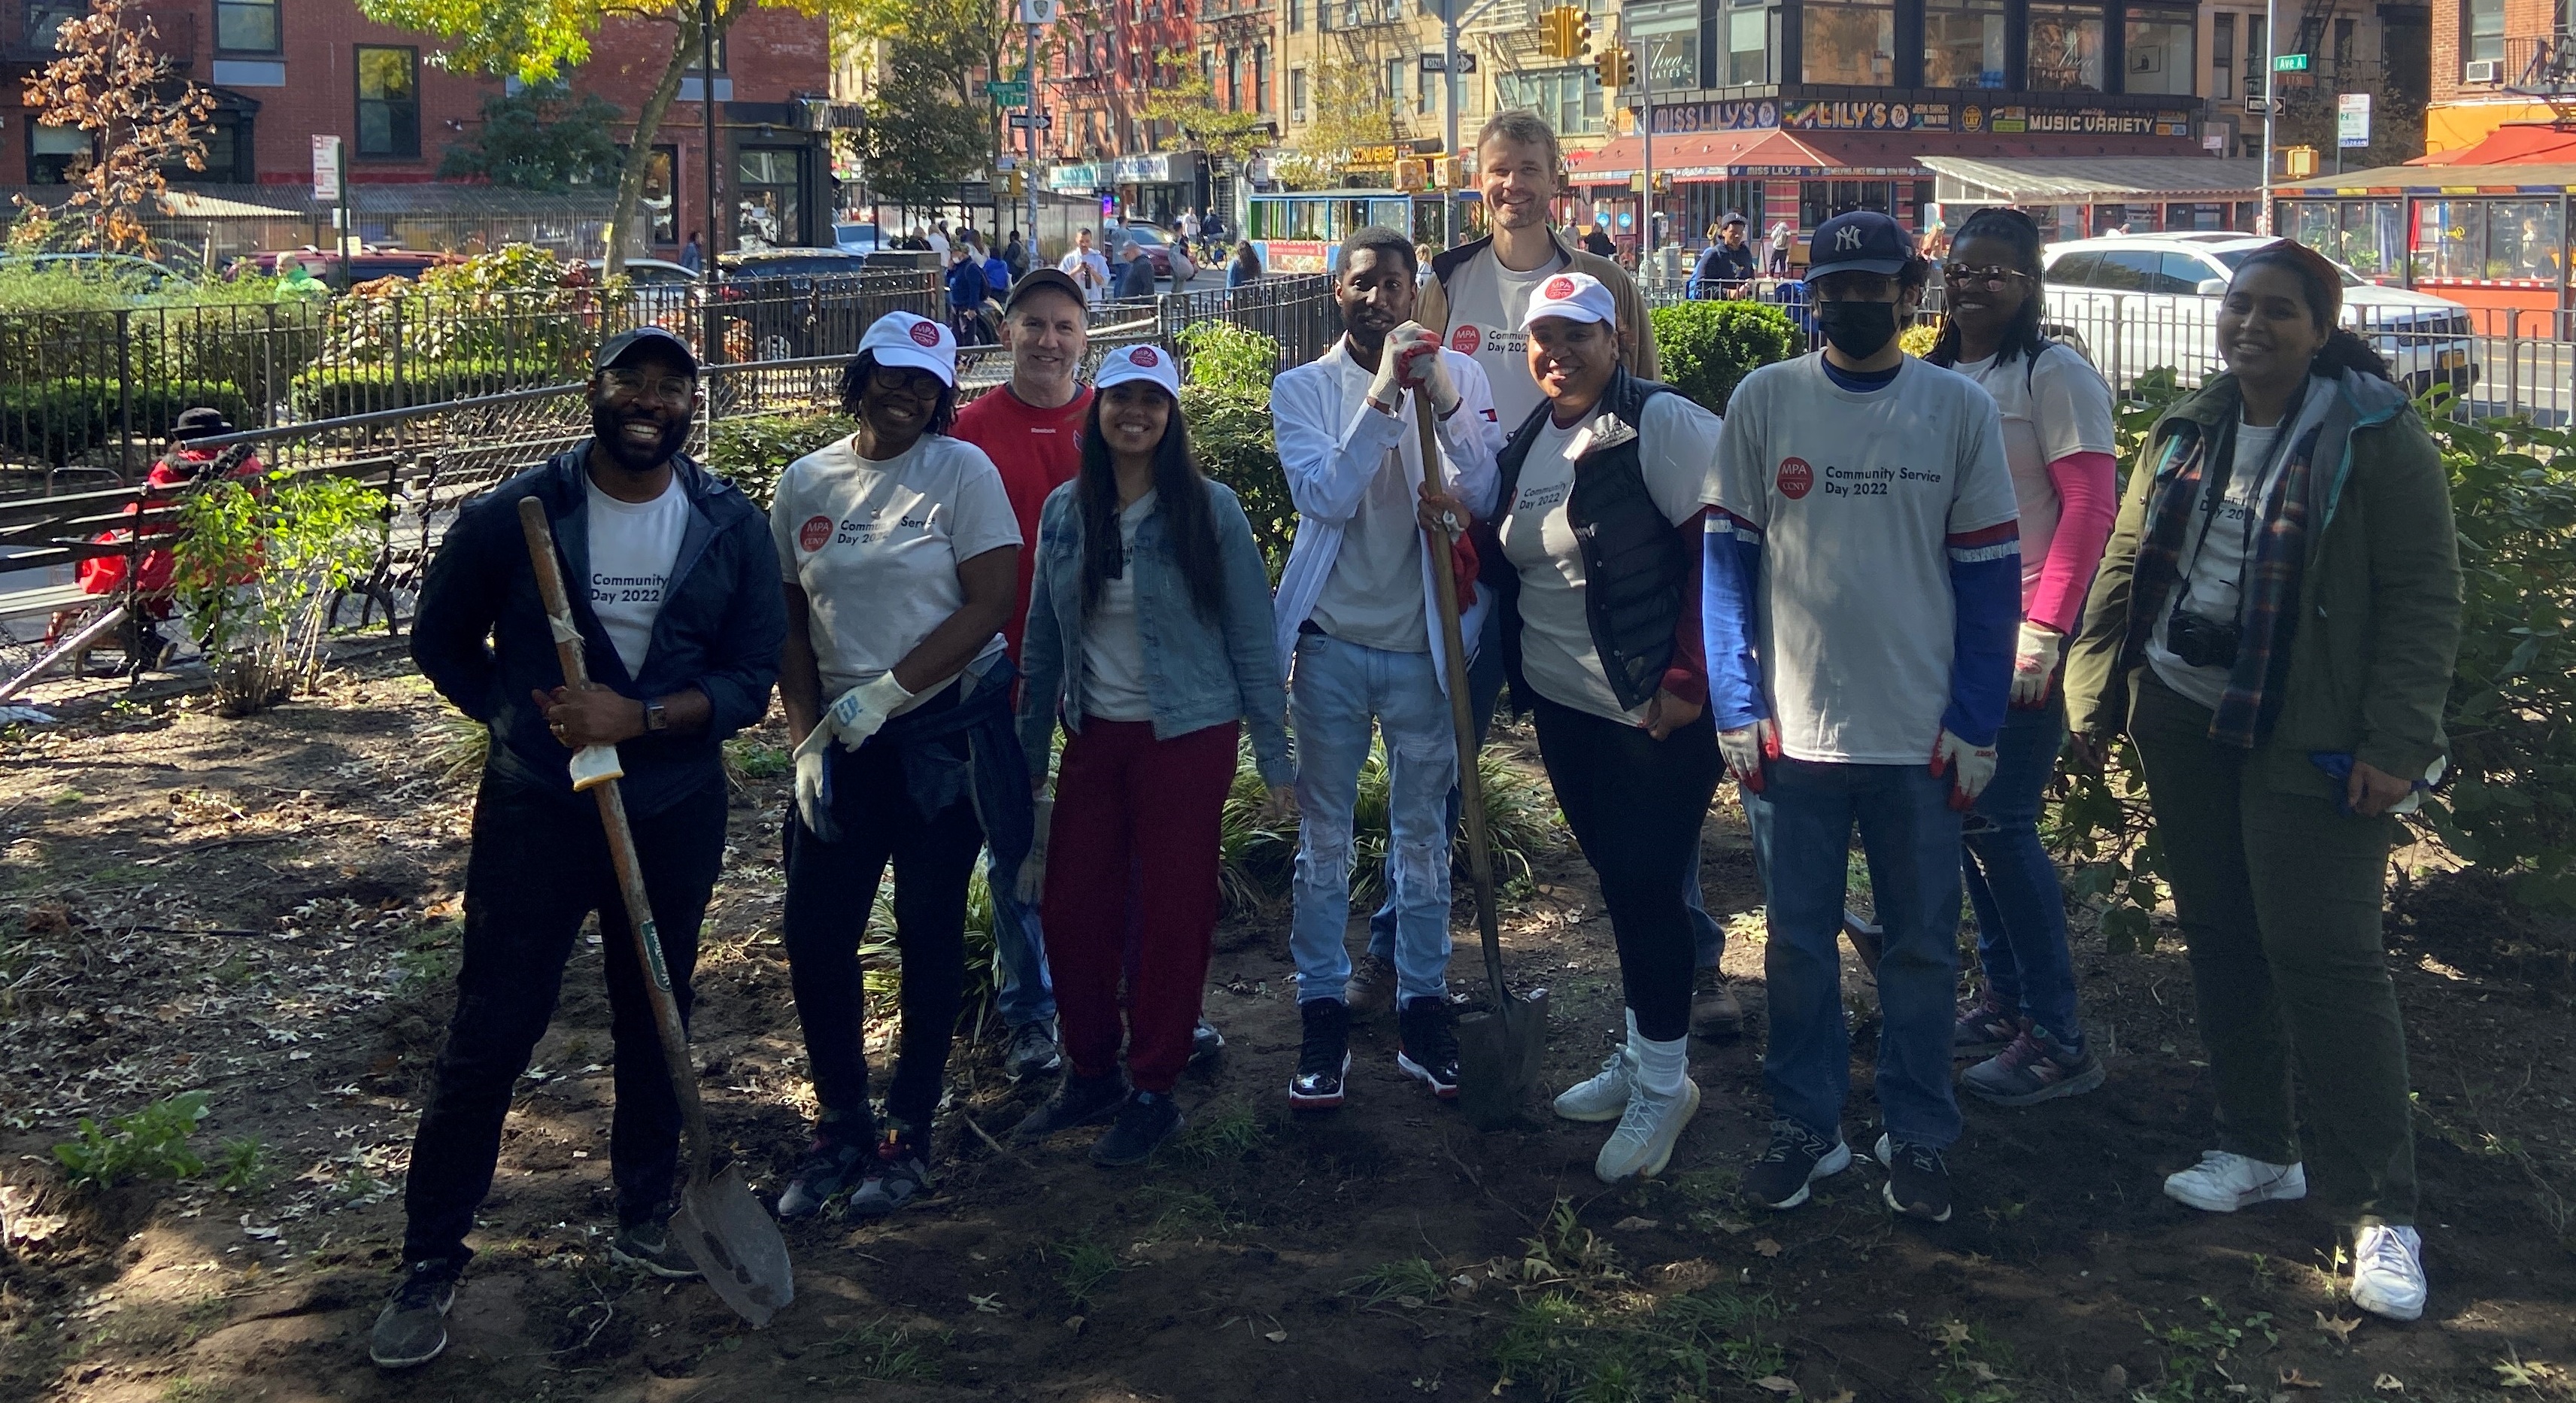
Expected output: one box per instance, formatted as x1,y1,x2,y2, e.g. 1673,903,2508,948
953,383,1093,661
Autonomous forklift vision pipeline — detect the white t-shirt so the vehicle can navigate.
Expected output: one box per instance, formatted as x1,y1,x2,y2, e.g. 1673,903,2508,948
926,231,951,259
2147,418,2287,708
1715,356,2019,764
583,473,690,676
1952,345,2116,606
1059,250,1113,303
1081,490,1158,721
1442,247,1567,432
770,433,1021,709
1309,355,1431,654
1500,392,1725,724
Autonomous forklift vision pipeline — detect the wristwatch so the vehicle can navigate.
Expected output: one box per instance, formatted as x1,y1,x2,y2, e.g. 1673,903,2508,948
642,698,669,733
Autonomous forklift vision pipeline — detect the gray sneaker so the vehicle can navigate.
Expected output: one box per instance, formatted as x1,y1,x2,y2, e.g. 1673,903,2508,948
846,1133,930,1218
369,1261,459,1370
1552,1046,1637,1123
1594,1077,1701,1185
1346,952,1399,1021
1004,1018,1063,1080
608,1218,702,1279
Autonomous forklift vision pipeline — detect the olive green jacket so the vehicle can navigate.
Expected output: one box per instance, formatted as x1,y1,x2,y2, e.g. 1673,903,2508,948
2065,369,2462,796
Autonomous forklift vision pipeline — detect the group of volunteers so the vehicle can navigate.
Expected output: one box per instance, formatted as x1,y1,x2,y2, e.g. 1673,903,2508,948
368,107,2462,1370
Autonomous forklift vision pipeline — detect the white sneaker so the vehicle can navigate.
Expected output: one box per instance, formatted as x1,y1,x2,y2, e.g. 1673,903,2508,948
2350,1224,2427,1322
1552,1047,1636,1124
2162,1149,2308,1213
1594,1078,1701,1185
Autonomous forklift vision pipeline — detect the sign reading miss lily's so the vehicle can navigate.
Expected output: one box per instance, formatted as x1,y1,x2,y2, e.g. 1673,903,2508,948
1646,99,2192,139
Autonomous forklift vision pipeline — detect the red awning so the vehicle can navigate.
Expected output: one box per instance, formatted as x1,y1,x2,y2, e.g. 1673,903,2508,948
1564,129,1866,183
2408,123,2576,166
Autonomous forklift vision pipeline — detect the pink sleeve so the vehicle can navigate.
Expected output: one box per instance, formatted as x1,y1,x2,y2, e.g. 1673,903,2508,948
2029,451,2119,634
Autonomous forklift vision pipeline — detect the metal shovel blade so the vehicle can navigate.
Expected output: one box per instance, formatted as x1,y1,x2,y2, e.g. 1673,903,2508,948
672,1165,795,1328
1455,986,1549,1131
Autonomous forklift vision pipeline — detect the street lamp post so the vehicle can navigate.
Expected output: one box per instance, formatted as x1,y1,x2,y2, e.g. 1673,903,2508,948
2258,0,2277,235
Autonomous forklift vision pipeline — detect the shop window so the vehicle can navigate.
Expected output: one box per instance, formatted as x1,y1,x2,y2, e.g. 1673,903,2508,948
737,147,804,249
2027,2,2104,90
216,0,279,53
28,123,88,184
1682,180,1763,240
2411,200,2484,281
2123,8,2194,94
355,46,421,159
1798,179,1889,229
2490,201,2564,281
639,146,678,244
1802,1,1895,84
2463,0,2503,64
1725,2,1776,84
1923,0,2005,87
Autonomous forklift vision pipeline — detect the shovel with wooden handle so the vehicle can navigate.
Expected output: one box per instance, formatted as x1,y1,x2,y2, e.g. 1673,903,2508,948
1412,386,1548,1131
515,495,794,1328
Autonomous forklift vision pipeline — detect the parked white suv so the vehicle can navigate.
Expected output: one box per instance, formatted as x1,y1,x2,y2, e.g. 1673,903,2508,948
2035,234,2480,399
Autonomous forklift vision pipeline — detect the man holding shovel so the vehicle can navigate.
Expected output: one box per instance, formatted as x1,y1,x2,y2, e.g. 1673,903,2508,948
1271,226,1500,1110
383,326,784,1369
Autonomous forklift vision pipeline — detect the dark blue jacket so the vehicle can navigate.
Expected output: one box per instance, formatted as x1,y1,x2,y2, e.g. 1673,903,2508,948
1690,241,1756,298
412,445,785,816
947,258,988,311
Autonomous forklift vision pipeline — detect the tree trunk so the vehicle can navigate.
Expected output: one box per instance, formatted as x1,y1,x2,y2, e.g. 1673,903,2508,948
603,2,727,277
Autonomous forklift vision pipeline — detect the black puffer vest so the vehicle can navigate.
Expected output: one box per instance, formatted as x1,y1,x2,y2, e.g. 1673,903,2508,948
1480,366,1690,712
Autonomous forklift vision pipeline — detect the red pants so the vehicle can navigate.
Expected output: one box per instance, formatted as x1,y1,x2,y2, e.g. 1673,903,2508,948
1041,717,1238,1094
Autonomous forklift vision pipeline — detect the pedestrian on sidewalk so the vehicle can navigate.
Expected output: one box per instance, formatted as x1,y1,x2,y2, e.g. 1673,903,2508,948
378,327,784,1370
1485,271,1725,1186
1009,343,1291,1165
951,269,1095,1082
1270,226,1501,1110
1922,208,2119,1107
1707,212,2019,1225
770,311,1033,1222
945,246,991,345
2065,240,2459,1322
1115,238,1158,300
1059,228,1112,308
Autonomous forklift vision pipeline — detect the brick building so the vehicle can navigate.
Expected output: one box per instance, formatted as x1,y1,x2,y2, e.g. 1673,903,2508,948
2425,0,2570,153
1039,0,1215,222
1,0,842,255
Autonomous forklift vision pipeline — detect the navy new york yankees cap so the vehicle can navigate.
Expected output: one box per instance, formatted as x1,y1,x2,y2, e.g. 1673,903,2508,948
1804,210,1915,279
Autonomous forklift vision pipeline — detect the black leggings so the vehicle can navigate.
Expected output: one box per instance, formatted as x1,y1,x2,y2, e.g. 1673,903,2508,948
783,730,984,1140
1529,693,1723,1043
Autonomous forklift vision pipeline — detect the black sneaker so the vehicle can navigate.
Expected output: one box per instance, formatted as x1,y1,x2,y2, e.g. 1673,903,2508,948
1743,1119,1852,1211
1394,996,1460,1101
608,1216,701,1279
1875,1133,1953,1223
1015,1068,1130,1143
775,1134,869,1221
1190,1019,1225,1066
369,1259,460,1370
1089,1089,1185,1167
1289,998,1352,1110
1004,1018,1063,1080
847,1130,930,1219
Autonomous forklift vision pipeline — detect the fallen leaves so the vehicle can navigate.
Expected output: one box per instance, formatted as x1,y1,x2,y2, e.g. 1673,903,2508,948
1934,1320,1974,1345
2374,1374,2406,1392
2316,1311,2362,1343
1264,1329,1288,1343
1752,1237,1784,1259
1752,1378,1801,1397
2279,1367,2325,1389
1610,1216,1660,1232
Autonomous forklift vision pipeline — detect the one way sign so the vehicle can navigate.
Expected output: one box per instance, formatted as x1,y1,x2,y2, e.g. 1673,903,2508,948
1009,111,1054,129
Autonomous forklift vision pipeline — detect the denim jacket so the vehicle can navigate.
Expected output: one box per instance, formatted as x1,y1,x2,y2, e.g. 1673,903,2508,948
1018,477,1291,786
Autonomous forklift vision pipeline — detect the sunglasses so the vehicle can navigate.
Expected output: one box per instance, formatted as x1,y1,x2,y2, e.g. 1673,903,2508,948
1943,264,2034,290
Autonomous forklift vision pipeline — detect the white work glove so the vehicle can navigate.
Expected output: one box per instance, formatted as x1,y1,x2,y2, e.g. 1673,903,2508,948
1717,718,1776,793
567,743,624,792
1364,329,1410,414
792,724,837,840
1931,727,2001,811
2011,621,2063,709
821,672,915,753
1390,322,1459,416
1015,791,1054,903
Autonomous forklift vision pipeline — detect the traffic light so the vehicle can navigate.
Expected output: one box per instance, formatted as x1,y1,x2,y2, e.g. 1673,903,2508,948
1593,44,1631,90
1537,5,1590,61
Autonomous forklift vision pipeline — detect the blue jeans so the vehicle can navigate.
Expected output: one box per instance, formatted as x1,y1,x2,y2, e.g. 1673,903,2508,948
985,849,1056,1028
1759,758,1964,1149
1289,633,1457,1005
1364,611,1728,970
1962,694,2080,1040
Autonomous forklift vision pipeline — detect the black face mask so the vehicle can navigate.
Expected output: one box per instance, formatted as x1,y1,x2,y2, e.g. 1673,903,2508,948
1814,300,1899,360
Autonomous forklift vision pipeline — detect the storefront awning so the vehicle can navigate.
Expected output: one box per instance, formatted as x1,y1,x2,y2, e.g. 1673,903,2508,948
2407,123,2576,166
2277,162,2576,195
1564,129,1893,184
1916,155,2264,204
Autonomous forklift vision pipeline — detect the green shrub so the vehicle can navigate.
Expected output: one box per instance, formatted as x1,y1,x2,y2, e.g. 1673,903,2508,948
173,472,387,714
288,356,566,418
705,409,858,512
1178,322,1295,575
54,1090,211,1189
1647,299,1804,415
1218,736,1561,912
0,378,252,464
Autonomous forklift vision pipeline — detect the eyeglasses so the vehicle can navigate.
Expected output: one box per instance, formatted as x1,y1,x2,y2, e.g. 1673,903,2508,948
1943,264,2033,290
866,365,946,398
599,369,695,405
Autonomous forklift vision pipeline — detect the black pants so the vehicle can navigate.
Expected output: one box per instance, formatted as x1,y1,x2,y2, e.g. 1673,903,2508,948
1529,693,1723,1043
402,773,726,1266
784,731,985,1140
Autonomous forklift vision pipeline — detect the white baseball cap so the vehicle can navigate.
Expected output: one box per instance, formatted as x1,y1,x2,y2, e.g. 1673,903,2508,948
1091,343,1181,398
858,311,957,387
1518,270,1618,331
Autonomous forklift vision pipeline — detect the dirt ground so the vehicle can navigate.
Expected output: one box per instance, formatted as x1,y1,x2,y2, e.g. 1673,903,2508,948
2,651,2571,1403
